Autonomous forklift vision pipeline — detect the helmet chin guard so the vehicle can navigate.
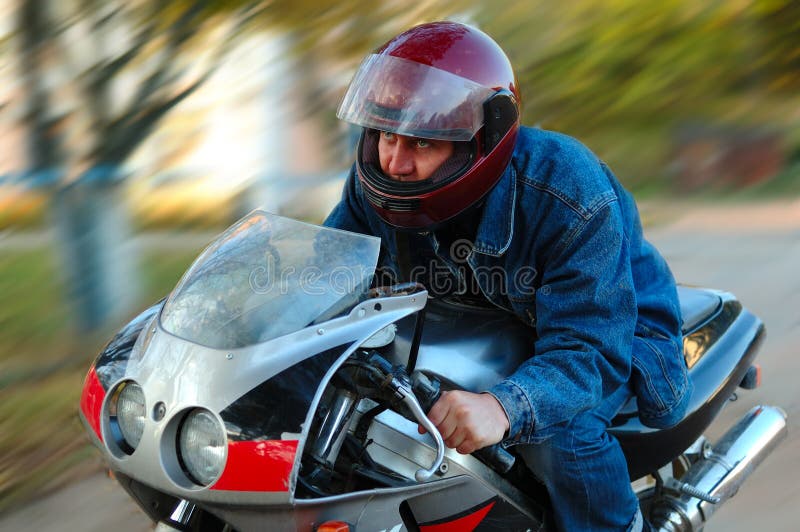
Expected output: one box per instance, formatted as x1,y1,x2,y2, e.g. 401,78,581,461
337,22,520,230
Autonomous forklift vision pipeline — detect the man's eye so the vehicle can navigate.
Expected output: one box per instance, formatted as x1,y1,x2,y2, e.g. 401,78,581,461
416,139,431,148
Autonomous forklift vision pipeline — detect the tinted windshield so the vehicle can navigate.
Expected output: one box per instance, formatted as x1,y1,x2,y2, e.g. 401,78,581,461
160,211,381,349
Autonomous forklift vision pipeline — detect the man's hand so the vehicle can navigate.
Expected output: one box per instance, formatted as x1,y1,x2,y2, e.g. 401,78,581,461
419,390,509,454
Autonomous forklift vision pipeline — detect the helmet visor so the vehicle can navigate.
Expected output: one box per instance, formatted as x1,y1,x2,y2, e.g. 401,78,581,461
337,54,495,142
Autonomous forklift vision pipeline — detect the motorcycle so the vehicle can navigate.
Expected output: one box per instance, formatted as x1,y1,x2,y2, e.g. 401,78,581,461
79,210,786,531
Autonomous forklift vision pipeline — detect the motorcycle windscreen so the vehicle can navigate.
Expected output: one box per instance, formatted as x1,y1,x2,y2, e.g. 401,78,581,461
160,210,381,349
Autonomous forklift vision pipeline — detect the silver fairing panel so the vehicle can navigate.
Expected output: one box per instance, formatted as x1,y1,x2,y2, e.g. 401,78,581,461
94,289,426,505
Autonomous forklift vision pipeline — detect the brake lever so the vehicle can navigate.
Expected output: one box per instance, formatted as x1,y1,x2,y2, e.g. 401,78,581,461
390,377,445,482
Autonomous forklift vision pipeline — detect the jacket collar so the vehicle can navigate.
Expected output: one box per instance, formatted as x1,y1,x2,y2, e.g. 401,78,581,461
472,163,516,256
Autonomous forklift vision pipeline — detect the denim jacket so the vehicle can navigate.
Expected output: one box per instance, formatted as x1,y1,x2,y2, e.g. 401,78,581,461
324,126,692,444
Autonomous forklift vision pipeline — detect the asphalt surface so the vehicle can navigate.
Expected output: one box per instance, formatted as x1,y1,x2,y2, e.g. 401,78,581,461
1,200,797,531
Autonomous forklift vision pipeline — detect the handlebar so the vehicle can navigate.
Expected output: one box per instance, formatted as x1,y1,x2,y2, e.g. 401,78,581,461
409,370,516,475
392,377,446,482
348,351,516,479
474,442,516,474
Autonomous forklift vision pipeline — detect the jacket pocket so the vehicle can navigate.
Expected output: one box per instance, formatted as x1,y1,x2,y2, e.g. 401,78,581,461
630,333,692,429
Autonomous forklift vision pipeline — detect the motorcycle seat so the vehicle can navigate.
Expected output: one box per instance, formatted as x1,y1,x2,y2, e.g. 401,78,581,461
677,286,723,334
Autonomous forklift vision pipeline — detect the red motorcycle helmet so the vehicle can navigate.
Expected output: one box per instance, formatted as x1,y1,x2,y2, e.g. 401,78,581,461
337,21,520,230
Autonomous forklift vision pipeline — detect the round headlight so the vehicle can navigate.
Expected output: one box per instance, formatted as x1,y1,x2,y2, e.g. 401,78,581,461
116,382,146,451
178,409,227,486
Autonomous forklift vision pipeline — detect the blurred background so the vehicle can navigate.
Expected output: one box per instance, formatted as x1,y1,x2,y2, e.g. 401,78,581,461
1,0,798,526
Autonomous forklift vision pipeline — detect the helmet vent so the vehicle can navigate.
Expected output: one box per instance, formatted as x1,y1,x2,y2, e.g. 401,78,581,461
363,186,420,212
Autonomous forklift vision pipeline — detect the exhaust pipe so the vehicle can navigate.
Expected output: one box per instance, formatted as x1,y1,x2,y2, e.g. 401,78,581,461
652,405,787,531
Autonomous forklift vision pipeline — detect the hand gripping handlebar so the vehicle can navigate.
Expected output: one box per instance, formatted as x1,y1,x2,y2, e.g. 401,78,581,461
390,377,446,482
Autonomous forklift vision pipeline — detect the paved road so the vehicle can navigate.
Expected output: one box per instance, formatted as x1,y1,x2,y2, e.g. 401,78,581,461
1,201,797,531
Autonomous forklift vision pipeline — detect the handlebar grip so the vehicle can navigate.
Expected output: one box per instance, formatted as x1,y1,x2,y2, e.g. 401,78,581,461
474,443,516,474
412,372,515,474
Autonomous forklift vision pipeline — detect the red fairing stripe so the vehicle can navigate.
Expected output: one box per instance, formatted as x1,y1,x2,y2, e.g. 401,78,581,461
419,501,495,532
211,440,299,492
79,366,105,442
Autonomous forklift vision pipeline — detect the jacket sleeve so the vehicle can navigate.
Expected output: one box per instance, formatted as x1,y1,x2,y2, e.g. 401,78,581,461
489,201,636,444
323,166,372,234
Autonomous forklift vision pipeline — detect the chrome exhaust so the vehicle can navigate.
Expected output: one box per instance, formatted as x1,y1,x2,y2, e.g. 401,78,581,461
652,405,787,531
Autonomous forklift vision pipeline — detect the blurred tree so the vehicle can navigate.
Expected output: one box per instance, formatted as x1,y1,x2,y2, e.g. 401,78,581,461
476,0,798,189
751,0,800,93
15,0,258,331
212,0,474,129
13,0,472,331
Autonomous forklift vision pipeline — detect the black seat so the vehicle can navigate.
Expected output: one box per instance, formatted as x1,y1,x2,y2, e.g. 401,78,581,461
677,286,723,334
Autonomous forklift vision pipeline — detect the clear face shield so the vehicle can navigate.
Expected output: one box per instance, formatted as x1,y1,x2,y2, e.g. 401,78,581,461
336,54,495,142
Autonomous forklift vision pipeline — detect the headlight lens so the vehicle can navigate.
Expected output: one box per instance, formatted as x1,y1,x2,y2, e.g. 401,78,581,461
116,382,146,451
178,409,227,486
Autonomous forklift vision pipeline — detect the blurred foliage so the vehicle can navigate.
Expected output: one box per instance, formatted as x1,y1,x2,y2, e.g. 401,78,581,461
0,368,96,513
475,0,800,189
4,0,798,210
211,0,474,63
206,0,800,191
751,0,800,94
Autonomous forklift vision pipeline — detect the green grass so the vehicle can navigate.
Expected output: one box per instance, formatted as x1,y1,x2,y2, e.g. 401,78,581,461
139,249,200,302
0,249,73,365
0,369,94,511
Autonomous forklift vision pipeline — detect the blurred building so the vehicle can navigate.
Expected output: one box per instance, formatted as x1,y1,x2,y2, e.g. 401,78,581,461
126,30,347,227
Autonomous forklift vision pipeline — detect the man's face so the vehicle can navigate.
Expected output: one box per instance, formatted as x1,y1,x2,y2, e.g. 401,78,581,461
378,131,454,182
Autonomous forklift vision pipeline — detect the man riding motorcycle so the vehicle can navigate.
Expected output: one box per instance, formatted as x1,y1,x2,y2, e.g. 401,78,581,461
324,21,692,532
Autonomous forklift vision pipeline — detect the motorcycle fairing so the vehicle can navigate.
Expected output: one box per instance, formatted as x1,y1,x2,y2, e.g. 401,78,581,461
88,286,426,503
219,344,346,442
210,344,348,493
210,440,299,492
403,480,546,531
208,476,482,531
80,210,437,502
417,498,495,531
79,366,105,442
79,301,164,444
95,301,164,388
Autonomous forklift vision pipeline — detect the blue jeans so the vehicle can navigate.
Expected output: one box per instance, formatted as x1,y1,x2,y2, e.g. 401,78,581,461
516,383,642,532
